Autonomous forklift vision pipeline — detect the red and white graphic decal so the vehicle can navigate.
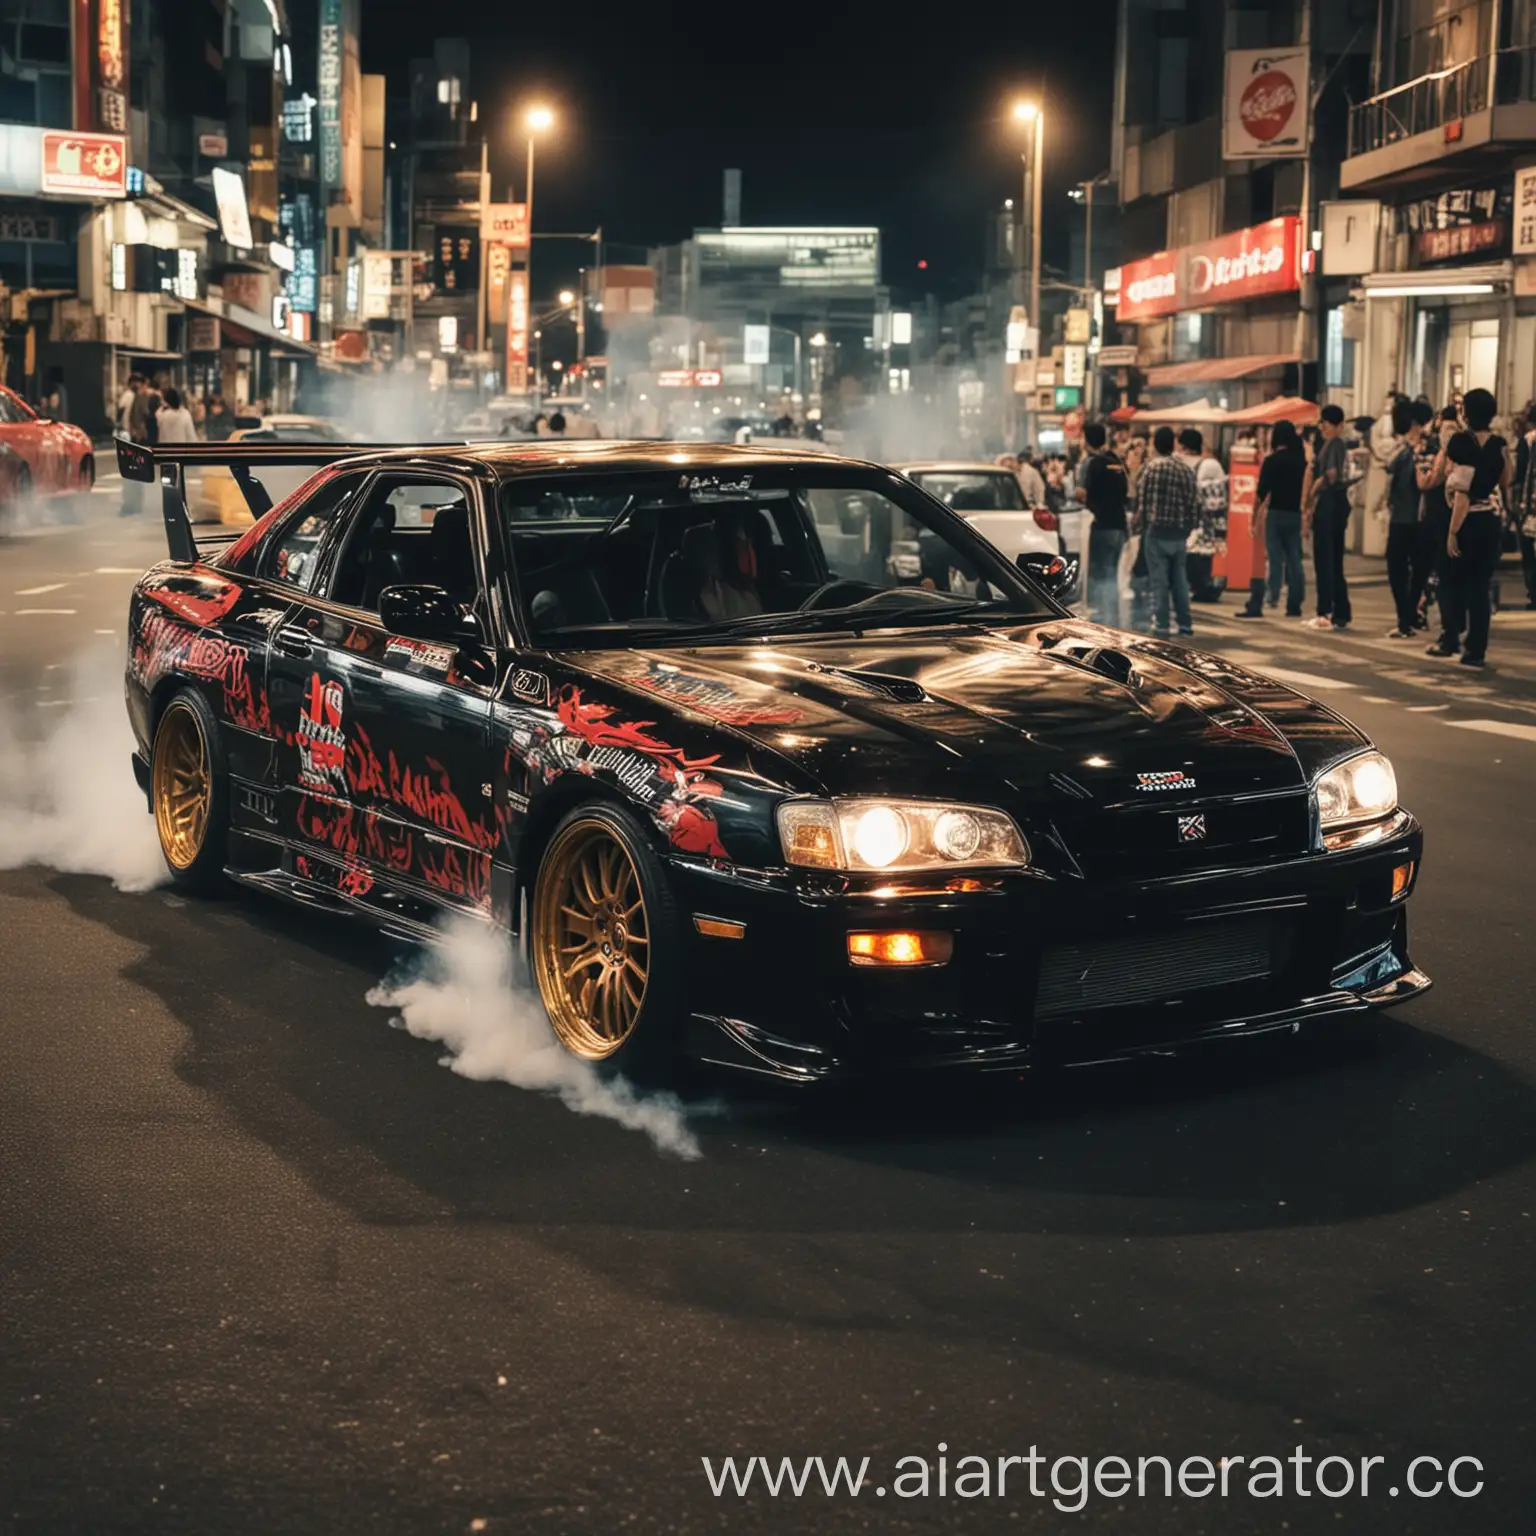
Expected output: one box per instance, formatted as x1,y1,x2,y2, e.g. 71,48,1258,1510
297,674,347,793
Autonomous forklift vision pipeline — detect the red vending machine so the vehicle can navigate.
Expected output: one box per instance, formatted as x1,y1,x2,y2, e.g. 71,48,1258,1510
1220,439,1266,614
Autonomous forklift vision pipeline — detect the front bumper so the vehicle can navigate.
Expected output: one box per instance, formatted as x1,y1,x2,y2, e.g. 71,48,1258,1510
669,811,1428,1082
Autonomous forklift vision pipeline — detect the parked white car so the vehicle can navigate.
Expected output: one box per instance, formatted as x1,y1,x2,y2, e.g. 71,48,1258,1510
897,461,1083,580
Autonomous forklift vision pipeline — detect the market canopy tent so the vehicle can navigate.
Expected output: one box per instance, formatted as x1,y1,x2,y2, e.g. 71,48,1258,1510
1119,396,1320,427
1142,353,1298,387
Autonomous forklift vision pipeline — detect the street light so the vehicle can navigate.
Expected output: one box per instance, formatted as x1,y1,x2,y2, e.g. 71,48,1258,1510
558,289,575,306
809,332,827,348
519,104,555,394
1012,98,1045,442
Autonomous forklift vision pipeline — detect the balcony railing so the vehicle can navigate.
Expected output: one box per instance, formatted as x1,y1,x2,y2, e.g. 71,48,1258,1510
1348,47,1536,160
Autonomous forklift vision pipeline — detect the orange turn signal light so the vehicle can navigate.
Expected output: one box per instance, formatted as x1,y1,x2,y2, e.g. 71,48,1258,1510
694,916,746,939
1391,861,1415,902
847,930,954,967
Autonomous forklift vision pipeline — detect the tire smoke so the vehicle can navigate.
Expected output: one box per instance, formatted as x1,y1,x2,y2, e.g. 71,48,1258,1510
367,916,709,1158
0,643,166,890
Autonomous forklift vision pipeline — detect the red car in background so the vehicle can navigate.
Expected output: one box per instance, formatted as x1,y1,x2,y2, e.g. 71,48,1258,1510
0,383,95,496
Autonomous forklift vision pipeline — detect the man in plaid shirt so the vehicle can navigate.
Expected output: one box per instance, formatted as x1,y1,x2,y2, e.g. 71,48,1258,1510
1133,425,1201,637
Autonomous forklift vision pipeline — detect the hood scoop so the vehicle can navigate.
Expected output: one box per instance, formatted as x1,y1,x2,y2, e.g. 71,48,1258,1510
805,662,930,704
1039,637,1140,688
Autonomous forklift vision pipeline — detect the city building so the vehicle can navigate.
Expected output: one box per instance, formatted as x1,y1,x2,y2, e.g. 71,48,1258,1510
1336,0,1536,419
1103,0,1371,424
0,0,388,433
390,39,485,385
648,203,891,418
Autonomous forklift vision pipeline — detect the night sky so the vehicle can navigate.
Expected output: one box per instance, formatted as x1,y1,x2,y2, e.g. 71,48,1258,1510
361,0,1121,302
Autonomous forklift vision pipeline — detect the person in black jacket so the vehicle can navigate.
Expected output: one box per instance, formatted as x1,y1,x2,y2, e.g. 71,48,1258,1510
1383,400,1430,638
1434,387,1510,667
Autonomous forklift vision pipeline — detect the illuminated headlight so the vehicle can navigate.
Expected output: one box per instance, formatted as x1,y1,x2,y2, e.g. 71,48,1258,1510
777,799,1029,872
1315,750,1397,830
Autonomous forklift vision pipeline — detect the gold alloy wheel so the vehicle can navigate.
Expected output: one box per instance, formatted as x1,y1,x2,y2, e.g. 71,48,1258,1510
533,819,650,1059
152,701,212,871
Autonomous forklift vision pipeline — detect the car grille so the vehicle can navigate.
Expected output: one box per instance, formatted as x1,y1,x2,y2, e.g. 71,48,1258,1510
1057,792,1311,880
1035,916,1291,1020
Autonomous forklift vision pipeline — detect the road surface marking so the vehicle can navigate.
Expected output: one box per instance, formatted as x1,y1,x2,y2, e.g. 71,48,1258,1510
1446,719,1536,743
1360,695,1394,703
1406,704,1448,712
94,567,141,574
14,583,64,595
94,628,116,635
13,608,77,615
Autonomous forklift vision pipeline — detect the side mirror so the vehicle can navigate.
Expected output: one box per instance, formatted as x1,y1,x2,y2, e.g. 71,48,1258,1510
1017,550,1078,598
380,584,466,642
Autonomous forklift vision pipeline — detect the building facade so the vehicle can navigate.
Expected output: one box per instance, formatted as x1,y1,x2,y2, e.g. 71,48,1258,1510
1105,0,1373,422
1337,0,1536,424
0,0,386,434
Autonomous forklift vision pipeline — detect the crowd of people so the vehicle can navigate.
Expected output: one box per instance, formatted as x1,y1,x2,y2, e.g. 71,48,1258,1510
991,387,1536,667
999,421,1226,639
1241,388,1532,669
115,373,245,449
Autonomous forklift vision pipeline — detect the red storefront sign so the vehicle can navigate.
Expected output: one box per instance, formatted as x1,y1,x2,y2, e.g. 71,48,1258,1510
1117,217,1300,322
656,369,723,388
39,130,126,197
1118,250,1179,321
1417,219,1506,264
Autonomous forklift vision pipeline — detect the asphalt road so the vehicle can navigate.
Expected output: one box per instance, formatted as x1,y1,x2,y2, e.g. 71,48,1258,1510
3,494,1535,1535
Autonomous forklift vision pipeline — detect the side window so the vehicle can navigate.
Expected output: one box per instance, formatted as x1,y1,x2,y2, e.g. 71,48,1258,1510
328,476,478,611
256,473,362,592
0,391,30,424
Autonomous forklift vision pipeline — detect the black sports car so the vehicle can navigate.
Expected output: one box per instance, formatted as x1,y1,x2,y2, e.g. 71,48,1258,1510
120,438,1428,1081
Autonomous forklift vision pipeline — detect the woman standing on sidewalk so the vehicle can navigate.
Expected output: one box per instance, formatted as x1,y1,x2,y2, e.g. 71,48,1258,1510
1440,387,1510,669
1249,420,1306,618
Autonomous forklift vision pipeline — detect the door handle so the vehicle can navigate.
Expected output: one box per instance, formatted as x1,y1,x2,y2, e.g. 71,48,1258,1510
274,625,313,658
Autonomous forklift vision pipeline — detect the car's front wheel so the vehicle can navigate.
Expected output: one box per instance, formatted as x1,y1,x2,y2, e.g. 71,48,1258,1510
530,803,681,1075
151,690,229,891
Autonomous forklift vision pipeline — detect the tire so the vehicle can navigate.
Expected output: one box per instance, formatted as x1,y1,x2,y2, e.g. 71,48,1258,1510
78,455,95,491
150,690,230,893
529,801,683,1078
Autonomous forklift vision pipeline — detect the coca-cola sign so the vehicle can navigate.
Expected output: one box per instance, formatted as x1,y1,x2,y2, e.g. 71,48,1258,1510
1115,218,1300,322
1224,48,1309,159
1240,71,1297,142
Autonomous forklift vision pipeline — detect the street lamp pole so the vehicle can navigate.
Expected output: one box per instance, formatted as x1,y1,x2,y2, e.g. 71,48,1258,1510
519,106,554,397
1012,99,1045,448
475,134,489,373
1030,110,1044,383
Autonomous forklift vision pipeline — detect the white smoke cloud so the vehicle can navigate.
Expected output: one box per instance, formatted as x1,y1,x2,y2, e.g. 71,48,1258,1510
0,643,166,891
367,916,709,1159
1,640,710,1158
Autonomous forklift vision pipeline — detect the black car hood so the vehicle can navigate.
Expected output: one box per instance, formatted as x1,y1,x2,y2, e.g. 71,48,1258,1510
573,621,1366,806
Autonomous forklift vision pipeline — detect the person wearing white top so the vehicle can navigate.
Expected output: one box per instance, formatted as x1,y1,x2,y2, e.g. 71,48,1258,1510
154,386,198,444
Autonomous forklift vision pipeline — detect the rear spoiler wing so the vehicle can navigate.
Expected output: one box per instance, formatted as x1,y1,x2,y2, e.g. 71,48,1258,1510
117,439,416,563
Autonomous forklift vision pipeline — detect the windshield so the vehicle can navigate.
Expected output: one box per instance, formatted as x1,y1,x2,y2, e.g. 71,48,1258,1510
501,465,1055,648
909,471,1025,513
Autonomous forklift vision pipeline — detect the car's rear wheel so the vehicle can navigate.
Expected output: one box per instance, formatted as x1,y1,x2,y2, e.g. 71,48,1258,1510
531,804,680,1073
151,691,228,891
78,454,94,491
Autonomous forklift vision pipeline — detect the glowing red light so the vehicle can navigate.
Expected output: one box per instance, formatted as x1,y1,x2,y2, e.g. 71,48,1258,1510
917,259,928,270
